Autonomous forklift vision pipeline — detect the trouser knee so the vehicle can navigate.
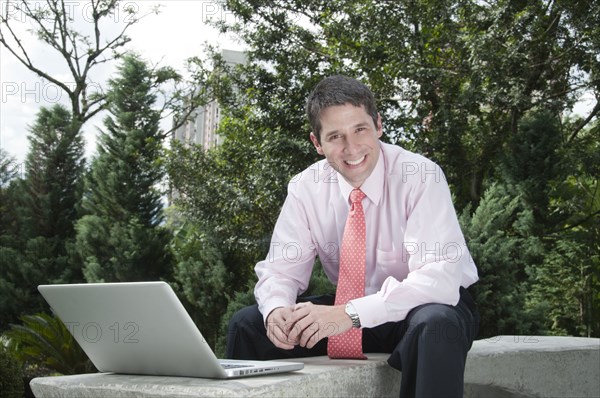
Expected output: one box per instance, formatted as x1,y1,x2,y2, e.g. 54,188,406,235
406,304,464,345
227,304,265,359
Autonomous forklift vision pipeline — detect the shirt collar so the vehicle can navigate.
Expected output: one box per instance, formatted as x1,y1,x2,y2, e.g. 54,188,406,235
338,143,384,206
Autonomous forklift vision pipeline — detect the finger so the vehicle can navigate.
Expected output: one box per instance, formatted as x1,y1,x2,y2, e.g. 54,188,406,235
298,322,321,348
286,311,313,343
269,307,296,336
287,311,318,344
287,304,311,327
267,322,295,350
293,302,310,311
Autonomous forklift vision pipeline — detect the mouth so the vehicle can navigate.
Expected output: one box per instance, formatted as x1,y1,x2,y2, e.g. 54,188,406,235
344,155,366,166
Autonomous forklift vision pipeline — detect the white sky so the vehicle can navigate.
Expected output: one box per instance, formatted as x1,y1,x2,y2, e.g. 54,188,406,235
0,0,246,166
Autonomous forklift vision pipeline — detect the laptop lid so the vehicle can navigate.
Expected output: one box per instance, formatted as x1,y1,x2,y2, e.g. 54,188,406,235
37,282,303,378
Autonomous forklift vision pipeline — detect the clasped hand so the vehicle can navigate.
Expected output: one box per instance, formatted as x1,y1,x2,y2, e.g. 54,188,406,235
266,302,352,350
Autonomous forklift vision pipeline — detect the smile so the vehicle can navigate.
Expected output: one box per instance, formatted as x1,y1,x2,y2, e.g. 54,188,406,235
345,155,366,166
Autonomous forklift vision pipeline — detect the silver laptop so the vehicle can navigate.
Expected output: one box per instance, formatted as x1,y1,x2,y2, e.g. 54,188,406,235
38,281,304,378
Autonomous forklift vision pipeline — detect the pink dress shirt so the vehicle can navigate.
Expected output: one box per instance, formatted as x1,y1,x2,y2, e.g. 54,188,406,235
255,142,479,328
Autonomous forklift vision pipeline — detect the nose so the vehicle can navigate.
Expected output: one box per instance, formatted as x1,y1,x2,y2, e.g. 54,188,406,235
344,134,361,154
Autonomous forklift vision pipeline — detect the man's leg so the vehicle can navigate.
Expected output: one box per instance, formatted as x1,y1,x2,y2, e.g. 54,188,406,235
384,287,480,398
226,294,334,360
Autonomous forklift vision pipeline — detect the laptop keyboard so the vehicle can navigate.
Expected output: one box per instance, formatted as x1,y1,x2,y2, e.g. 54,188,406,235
221,363,254,369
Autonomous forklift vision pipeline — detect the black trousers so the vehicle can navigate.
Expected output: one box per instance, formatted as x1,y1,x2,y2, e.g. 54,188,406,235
227,287,480,398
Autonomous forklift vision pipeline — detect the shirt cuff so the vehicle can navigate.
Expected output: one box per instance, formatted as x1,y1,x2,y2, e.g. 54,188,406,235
260,298,294,326
350,293,389,328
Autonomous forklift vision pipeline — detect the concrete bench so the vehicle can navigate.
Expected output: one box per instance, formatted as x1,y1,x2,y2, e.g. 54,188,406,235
30,336,599,397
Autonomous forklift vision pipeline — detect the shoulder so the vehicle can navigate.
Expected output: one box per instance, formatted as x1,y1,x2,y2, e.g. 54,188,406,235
287,158,339,197
381,142,446,186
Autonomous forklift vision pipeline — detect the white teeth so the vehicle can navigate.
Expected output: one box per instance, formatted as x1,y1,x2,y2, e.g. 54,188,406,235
345,156,365,166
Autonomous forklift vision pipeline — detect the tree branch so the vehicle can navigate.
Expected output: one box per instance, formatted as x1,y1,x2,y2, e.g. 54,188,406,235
568,99,600,143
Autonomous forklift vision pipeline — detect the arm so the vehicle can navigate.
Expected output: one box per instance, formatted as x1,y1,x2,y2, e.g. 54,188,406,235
254,183,317,324
352,161,477,327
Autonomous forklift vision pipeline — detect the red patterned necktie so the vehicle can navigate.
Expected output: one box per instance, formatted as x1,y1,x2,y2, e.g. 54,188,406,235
328,188,367,359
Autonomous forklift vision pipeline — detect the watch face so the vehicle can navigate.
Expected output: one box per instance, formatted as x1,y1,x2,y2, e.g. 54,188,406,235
345,302,356,314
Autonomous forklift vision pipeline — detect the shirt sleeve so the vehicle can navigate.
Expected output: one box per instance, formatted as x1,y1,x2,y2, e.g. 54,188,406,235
254,181,317,324
351,161,474,328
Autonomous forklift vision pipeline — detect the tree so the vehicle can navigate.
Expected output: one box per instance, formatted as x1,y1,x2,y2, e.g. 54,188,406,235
502,110,563,230
211,0,599,206
0,0,154,128
0,105,85,330
169,219,231,350
171,0,600,338
0,0,204,140
525,121,600,337
0,344,24,398
459,184,544,337
20,105,85,243
0,149,21,238
75,54,172,282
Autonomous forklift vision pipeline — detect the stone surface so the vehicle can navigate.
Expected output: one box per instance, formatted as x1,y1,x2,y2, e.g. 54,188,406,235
465,336,600,397
30,355,400,398
30,336,600,398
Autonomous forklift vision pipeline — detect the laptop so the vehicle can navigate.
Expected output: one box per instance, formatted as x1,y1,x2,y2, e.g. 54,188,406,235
38,281,304,378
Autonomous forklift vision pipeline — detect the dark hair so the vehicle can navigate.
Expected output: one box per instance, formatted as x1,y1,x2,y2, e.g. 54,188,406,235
306,75,378,143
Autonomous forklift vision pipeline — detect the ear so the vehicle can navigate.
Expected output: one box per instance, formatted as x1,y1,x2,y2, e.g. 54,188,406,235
310,132,324,156
376,113,383,138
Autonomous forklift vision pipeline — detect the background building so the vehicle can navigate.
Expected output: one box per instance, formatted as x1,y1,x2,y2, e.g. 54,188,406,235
173,49,246,150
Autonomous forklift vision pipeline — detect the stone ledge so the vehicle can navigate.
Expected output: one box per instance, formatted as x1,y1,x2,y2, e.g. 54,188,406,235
30,355,400,398
465,336,600,397
30,336,600,398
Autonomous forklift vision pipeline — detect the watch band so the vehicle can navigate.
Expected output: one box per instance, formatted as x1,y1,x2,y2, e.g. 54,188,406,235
345,302,361,328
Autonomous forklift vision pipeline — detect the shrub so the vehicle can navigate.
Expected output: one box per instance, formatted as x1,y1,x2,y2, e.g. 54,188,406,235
0,343,24,398
5,313,95,375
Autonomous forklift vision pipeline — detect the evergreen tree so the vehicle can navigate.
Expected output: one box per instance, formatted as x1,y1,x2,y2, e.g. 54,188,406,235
21,105,84,242
169,219,231,350
75,54,172,282
459,183,544,337
0,149,21,239
165,0,600,338
525,123,600,337
502,110,563,232
0,106,85,329
0,150,25,329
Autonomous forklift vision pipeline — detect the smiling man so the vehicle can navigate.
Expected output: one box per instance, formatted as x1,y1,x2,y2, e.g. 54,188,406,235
227,75,480,398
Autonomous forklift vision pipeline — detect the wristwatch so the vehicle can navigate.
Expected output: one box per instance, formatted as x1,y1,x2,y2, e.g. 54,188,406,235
345,302,361,328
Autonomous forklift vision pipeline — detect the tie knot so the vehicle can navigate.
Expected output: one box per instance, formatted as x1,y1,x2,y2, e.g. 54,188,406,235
350,189,366,204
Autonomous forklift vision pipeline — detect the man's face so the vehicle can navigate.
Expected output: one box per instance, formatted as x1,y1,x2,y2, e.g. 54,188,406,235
310,103,382,188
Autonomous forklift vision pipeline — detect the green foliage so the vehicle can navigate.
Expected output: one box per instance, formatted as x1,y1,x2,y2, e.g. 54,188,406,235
0,3,597,374
215,0,599,207
304,263,336,298
166,0,600,339
75,54,172,282
502,109,563,230
215,286,256,358
527,233,599,336
460,183,544,337
76,215,172,282
0,344,24,398
169,219,232,350
0,239,78,331
524,124,600,337
0,105,85,331
4,313,95,375
21,105,84,241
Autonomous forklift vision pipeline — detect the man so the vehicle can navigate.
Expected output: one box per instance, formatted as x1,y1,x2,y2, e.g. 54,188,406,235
227,75,480,397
